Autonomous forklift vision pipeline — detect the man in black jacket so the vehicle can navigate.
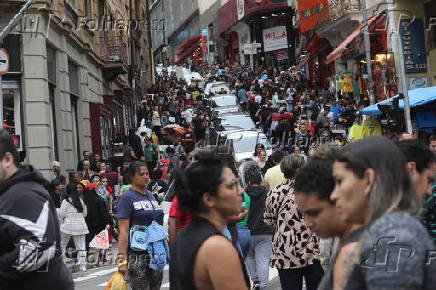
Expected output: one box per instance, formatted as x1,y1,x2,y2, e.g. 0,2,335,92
0,129,73,289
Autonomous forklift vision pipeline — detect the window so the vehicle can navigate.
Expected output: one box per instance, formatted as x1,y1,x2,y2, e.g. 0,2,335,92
47,45,59,161
84,0,92,20
49,84,59,161
68,60,80,161
71,96,80,160
425,0,436,50
100,115,112,159
2,35,21,73
68,60,79,96
98,0,105,17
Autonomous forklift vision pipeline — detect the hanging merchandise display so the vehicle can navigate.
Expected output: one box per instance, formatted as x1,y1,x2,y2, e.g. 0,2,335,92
342,73,354,93
356,53,397,101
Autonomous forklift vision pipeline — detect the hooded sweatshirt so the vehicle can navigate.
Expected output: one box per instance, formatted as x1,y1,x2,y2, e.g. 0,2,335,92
246,185,274,235
0,167,74,289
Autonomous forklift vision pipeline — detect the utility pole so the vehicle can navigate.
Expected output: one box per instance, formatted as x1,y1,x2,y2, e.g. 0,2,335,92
361,0,376,105
0,0,37,128
387,2,413,133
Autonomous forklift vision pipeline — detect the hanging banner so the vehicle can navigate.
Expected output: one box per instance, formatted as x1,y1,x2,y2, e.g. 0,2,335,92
297,0,329,33
237,0,245,20
262,26,288,52
399,18,427,73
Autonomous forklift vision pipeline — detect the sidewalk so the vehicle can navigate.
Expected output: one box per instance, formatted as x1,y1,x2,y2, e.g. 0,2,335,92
66,243,119,273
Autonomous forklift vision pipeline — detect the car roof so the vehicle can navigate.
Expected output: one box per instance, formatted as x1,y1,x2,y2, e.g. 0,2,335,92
210,94,236,99
226,130,265,139
220,112,250,118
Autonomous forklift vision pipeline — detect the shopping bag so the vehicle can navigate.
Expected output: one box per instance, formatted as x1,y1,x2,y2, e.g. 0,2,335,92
105,272,127,290
89,229,110,249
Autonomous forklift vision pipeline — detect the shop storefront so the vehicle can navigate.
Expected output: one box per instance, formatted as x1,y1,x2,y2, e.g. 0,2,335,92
2,80,23,150
1,34,23,151
326,12,393,102
245,2,293,67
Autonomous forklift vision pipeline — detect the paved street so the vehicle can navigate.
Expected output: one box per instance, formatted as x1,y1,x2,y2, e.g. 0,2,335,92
71,243,283,289
73,264,282,290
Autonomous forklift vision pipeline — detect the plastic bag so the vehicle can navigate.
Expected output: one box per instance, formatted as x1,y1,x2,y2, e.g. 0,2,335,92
105,272,127,290
89,229,110,249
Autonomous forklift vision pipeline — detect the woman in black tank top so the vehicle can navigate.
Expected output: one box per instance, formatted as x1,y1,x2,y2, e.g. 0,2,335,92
169,151,250,290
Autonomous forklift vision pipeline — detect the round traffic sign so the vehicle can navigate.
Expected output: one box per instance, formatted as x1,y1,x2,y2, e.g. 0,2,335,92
0,48,10,75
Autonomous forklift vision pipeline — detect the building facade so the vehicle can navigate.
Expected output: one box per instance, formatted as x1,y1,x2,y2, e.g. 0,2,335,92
293,0,436,101
0,0,152,178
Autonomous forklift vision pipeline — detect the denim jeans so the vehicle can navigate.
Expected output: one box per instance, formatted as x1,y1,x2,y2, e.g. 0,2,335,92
236,225,252,259
278,260,324,290
245,234,273,290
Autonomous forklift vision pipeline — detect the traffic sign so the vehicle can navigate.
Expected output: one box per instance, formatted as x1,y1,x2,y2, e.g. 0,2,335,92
0,48,9,75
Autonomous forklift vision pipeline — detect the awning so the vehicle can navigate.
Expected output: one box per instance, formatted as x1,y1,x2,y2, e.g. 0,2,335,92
325,13,384,64
360,86,436,116
175,36,202,64
179,36,202,50
292,54,311,73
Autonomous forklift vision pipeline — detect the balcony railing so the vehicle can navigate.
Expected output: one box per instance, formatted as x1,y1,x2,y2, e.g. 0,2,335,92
328,0,362,22
100,33,128,64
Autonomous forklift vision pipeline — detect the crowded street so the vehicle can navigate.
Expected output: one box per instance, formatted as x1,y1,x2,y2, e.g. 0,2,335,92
1,1,436,290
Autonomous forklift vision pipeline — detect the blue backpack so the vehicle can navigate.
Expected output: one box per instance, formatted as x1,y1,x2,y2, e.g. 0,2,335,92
129,225,149,252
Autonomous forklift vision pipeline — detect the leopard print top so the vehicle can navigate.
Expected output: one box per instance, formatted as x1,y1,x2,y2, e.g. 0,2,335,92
264,178,320,269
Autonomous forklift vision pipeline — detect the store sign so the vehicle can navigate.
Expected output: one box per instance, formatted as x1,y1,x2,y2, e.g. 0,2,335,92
297,0,329,33
237,0,245,20
243,44,256,55
409,77,428,89
275,50,289,61
399,19,427,73
263,26,288,52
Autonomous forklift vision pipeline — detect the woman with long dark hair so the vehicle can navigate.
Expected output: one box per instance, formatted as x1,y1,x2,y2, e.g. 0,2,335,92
83,175,110,252
58,183,89,272
170,150,250,289
49,178,64,208
330,136,434,289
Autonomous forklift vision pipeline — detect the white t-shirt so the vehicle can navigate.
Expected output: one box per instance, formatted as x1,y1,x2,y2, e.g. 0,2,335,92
152,111,161,127
183,108,193,123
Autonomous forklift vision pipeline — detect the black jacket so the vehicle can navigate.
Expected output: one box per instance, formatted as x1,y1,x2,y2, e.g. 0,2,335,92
246,185,274,235
0,168,74,289
83,189,110,234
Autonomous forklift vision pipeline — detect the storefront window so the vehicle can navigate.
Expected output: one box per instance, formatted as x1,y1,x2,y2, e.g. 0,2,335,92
100,115,112,159
2,85,22,149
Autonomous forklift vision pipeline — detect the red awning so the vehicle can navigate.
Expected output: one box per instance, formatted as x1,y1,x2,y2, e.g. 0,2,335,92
325,13,385,64
179,36,202,51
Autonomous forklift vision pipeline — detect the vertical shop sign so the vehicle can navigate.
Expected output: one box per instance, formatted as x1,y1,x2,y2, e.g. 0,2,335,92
297,0,329,33
399,19,427,73
237,0,245,20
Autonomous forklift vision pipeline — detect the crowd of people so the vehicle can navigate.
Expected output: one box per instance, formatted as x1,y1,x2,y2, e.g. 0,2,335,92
0,63,435,290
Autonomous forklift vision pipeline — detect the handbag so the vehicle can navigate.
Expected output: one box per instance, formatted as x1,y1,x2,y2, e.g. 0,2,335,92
129,225,149,252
